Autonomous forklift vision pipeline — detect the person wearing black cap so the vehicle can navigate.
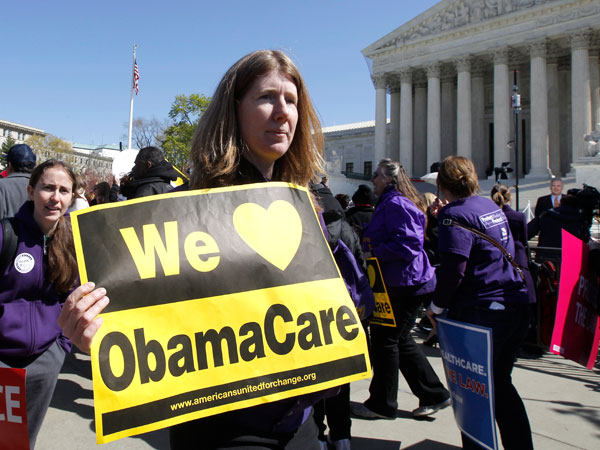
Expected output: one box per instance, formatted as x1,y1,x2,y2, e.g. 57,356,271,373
345,184,376,239
0,143,37,219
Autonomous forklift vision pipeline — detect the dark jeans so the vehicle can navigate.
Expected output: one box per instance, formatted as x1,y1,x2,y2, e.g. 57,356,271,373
365,291,449,417
449,304,534,450
169,408,320,450
313,383,351,441
0,340,66,449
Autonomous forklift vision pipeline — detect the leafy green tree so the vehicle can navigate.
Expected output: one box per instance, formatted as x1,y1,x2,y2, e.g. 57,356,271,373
25,135,74,164
1,135,17,160
161,93,211,169
1,135,16,153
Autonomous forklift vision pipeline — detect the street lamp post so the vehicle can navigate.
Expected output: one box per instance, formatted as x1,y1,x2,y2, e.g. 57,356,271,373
512,70,521,210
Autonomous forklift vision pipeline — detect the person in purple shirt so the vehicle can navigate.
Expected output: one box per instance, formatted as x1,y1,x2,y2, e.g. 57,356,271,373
490,184,536,304
427,156,533,450
0,159,78,448
351,158,450,421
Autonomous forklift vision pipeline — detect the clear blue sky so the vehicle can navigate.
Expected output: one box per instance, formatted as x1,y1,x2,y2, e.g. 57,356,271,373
1,0,439,146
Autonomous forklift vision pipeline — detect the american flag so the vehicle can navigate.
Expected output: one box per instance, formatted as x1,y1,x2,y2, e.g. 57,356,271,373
133,58,139,95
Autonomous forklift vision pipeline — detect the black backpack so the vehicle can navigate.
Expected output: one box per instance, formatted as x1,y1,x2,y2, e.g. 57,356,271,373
0,217,18,275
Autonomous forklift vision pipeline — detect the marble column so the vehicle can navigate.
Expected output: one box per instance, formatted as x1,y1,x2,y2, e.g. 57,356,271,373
399,69,413,174
547,58,561,176
427,64,441,170
374,75,388,164
389,76,401,161
414,82,428,176
456,56,472,160
571,31,593,163
385,75,400,161
471,61,486,177
441,69,456,159
558,60,572,175
493,48,511,170
528,41,551,178
590,50,600,128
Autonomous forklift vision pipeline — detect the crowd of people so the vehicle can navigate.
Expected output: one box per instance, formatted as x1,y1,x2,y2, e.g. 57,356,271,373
1,48,594,450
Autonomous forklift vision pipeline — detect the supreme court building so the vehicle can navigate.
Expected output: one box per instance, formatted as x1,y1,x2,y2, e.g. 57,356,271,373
359,0,600,180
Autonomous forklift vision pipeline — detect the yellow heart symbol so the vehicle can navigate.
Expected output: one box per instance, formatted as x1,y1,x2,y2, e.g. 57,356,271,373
233,200,302,271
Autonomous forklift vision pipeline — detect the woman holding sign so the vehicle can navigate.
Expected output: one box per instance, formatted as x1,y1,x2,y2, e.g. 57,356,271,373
352,158,450,420
0,159,78,448
426,156,533,450
59,50,339,449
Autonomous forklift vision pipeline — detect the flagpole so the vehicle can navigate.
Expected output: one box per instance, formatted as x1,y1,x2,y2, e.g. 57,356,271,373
127,44,137,151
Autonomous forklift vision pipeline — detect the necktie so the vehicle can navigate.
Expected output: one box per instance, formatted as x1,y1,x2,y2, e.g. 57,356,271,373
553,196,559,208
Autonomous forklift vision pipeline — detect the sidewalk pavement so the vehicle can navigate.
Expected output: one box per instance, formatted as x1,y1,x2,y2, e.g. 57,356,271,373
37,330,600,450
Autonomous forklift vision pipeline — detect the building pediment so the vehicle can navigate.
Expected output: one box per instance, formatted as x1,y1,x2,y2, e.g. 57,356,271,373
364,0,562,54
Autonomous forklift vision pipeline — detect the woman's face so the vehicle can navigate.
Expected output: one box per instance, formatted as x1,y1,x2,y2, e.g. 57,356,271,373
27,167,74,234
371,166,390,196
238,70,298,178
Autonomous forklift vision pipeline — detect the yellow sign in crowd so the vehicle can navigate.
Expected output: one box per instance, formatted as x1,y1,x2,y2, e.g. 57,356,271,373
71,183,371,443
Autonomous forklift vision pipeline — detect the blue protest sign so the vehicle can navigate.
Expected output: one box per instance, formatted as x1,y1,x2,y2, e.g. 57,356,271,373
436,317,497,450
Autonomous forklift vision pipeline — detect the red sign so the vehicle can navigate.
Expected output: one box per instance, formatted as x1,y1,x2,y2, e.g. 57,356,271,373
0,367,29,450
550,230,600,369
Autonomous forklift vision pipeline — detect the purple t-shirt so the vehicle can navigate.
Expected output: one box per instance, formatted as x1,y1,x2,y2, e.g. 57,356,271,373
437,195,528,308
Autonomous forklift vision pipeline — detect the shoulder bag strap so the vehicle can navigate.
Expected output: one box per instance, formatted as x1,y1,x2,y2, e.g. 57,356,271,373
442,217,525,281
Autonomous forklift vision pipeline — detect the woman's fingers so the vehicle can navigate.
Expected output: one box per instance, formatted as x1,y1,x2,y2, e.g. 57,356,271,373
58,282,109,353
60,282,95,319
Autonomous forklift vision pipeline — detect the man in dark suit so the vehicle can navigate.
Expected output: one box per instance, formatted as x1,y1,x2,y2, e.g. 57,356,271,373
529,194,590,246
534,178,563,218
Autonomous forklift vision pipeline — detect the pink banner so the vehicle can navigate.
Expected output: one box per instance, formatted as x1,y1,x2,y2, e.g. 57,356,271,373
550,230,600,369
0,367,29,450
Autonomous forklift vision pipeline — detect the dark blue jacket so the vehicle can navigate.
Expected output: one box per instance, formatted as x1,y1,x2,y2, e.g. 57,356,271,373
502,205,536,303
528,205,590,247
0,201,71,358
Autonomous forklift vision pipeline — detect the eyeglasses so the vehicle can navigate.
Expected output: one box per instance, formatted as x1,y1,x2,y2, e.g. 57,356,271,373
371,172,379,181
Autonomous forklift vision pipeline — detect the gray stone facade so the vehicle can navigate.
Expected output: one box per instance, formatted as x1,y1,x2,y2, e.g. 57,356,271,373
358,0,600,180
1,119,117,176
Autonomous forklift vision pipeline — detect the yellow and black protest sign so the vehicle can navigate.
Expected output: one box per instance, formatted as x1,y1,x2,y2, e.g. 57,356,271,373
366,258,396,327
71,183,371,444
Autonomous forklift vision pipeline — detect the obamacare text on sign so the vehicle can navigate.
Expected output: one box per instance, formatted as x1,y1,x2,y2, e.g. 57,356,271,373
71,183,371,444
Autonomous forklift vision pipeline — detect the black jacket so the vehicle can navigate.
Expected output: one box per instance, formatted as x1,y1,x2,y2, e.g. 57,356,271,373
528,206,590,247
345,205,374,239
120,161,179,199
534,194,558,218
311,185,366,270
326,212,366,271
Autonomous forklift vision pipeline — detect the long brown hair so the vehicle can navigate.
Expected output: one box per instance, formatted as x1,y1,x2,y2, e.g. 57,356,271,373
189,50,324,189
378,158,426,213
29,159,78,293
